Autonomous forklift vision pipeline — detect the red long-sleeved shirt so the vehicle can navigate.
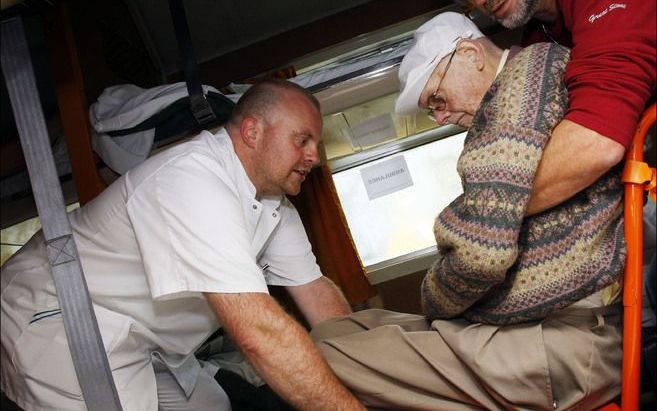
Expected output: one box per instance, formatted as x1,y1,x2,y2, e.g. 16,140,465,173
522,0,656,148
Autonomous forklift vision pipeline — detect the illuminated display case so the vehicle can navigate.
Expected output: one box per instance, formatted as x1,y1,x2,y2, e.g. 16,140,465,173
288,9,480,283
287,6,519,283
303,57,466,284
321,92,441,160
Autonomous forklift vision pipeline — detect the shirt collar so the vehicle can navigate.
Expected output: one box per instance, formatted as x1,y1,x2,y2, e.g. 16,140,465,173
495,49,510,78
215,128,283,209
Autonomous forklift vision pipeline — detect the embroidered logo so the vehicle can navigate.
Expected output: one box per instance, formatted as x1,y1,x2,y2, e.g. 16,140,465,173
589,3,627,24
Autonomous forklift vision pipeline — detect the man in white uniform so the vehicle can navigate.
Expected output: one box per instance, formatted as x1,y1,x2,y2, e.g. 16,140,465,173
1,79,365,411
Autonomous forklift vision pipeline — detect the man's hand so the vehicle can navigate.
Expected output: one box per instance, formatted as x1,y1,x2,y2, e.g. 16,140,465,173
205,292,365,411
527,119,625,215
286,276,351,327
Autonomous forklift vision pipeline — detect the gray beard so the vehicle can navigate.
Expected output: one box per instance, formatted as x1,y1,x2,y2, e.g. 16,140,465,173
487,0,541,29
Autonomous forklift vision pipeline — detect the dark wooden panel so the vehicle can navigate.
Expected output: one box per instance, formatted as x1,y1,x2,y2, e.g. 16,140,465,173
44,2,107,204
178,0,451,87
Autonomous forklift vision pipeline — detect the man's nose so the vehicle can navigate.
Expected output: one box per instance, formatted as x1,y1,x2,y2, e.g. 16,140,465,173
435,110,451,125
306,142,320,167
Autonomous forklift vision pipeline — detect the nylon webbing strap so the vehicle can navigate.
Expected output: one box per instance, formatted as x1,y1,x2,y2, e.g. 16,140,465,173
167,0,217,126
1,16,122,411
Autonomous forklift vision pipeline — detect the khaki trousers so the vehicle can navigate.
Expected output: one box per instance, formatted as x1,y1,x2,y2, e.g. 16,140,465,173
311,309,621,410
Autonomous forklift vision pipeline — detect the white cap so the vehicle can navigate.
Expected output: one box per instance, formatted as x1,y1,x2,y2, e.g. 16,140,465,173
395,12,484,115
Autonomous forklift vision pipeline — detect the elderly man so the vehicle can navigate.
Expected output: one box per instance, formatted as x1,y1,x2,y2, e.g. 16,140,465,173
1,79,365,411
460,0,655,216
312,13,623,410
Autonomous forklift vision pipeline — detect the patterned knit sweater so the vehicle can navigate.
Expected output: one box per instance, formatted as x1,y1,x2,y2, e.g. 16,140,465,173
422,43,626,325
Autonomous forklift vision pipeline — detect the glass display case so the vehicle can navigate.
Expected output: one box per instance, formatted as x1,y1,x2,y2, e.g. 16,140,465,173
331,130,465,283
287,6,520,283
321,92,441,160
299,28,467,284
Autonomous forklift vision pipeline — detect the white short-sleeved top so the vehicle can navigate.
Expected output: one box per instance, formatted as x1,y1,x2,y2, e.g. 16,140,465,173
1,129,321,410
120,128,320,298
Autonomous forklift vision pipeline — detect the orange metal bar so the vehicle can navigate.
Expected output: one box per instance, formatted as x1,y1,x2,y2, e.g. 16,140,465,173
620,103,655,411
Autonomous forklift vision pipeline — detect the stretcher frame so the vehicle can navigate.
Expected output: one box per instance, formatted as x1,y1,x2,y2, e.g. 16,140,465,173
599,103,656,411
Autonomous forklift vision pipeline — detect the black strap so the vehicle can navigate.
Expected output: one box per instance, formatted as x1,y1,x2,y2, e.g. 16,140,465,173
106,91,234,141
167,0,216,126
1,16,122,411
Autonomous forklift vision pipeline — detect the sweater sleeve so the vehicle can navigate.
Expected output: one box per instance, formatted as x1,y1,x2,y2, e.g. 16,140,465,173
421,44,571,320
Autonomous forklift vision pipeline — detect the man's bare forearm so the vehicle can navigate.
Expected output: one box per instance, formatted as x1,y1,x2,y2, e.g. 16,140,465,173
206,292,365,411
287,276,351,327
526,120,625,215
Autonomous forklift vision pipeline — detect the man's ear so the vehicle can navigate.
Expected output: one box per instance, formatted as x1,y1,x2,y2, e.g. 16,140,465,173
239,116,260,148
458,39,486,71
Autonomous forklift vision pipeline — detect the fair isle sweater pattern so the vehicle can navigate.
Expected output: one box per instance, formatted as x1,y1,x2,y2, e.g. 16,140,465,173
422,43,626,325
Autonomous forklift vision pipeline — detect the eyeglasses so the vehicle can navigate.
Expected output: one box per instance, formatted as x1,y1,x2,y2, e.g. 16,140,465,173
426,48,457,122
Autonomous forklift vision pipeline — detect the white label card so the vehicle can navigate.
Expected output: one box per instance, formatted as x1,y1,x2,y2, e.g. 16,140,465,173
360,155,414,200
350,114,397,148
